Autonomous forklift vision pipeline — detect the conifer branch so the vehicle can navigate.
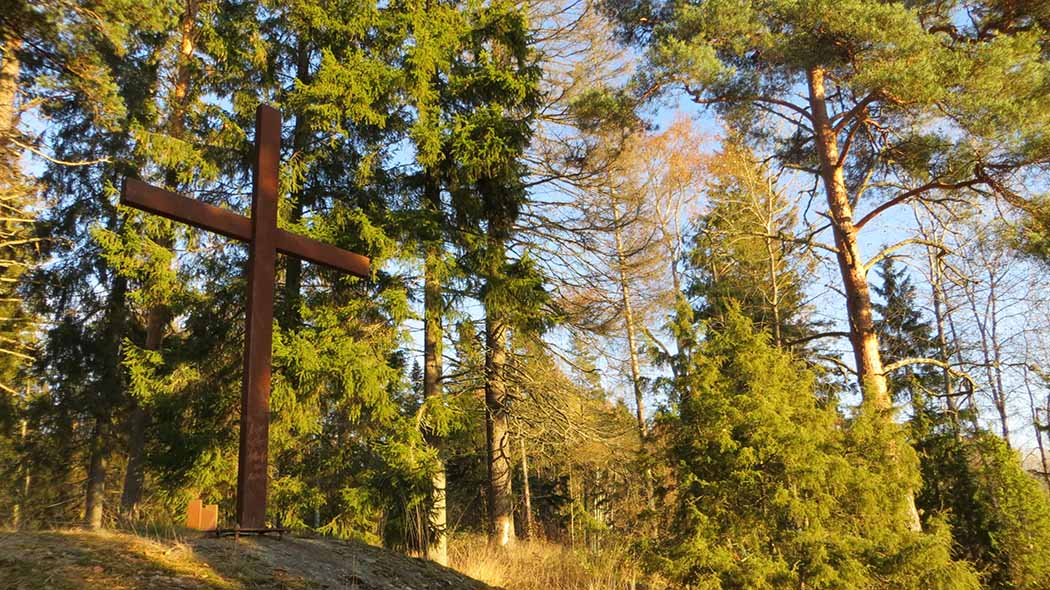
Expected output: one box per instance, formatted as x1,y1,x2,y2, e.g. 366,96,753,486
881,357,979,392
831,92,879,133
816,354,856,375
681,84,814,122
785,331,851,346
863,239,948,274
854,179,983,230
10,138,111,167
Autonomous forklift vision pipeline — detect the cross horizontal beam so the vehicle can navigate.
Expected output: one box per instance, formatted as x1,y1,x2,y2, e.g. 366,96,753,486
121,178,370,278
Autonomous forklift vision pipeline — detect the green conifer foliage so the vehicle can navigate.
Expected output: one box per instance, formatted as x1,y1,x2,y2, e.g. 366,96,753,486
16,0,181,526
655,307,979,589
600,2,1050,529
225,0,431,537
869,251,1050,589
918,431,1050,590
872,258,939,405
420,0,541,544
688,140,817,349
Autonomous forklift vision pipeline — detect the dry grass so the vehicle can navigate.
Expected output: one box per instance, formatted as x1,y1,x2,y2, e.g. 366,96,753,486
448,534,651,590
1,528,491,590
0,529,240,590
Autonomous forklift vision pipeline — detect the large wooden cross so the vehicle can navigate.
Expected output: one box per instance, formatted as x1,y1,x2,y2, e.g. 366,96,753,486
121,105,370,530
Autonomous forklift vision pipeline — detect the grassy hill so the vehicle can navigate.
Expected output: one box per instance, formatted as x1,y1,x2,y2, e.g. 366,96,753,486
0,529,493,590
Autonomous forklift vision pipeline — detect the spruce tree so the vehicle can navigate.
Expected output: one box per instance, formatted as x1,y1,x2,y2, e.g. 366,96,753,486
872,264,1050,590
430,0,541,546
872,258,939,407
655,306,979,589
688,140,817,349
916,430,1050,590
18,1,173,527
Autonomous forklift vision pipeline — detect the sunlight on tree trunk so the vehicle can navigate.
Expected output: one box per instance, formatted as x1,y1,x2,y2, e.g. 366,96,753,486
485,314,515,547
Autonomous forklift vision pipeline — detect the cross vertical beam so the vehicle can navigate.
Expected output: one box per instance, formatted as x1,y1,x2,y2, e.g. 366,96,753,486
236,105,281,529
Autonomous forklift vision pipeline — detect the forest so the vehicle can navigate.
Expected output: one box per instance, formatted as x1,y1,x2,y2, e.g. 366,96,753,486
4,0,1050,589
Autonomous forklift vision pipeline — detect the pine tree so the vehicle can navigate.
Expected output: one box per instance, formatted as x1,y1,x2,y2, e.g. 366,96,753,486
602,0,1050,531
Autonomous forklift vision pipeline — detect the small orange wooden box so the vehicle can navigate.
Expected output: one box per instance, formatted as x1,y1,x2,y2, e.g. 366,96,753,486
185,499,218,531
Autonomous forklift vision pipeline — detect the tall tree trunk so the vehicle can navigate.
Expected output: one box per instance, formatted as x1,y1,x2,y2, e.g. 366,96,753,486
87,237,128,529
806,67,890,408
611,202,645,436
763,195,783,347
121,0,197,515
963,269,1010,443
423,173,448,565
1023,363,1050,489
926,243,959,428
84,416,109,529
0,29,20,136
567,466,575,549
806,66,920,531
485,309,515,547
282,42,310,329
518,427,533,540
119,307,165,515
987,273,1010,445
611,201,655,508
945,290,981,431
13,417,27,527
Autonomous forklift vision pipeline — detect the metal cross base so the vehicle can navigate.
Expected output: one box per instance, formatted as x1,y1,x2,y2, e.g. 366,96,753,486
213,527,289,540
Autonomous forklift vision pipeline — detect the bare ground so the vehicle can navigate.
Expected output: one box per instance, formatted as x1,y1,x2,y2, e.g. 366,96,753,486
0,529,493,590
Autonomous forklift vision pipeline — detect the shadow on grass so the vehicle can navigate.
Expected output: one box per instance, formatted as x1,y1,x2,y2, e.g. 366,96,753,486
0,528,491,590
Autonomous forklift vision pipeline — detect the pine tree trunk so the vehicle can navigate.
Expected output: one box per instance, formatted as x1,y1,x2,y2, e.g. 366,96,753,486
519,429,533,540
806,67,891,409
13,418,27,527
84,416,109,529
806,66,920,531
0,28,20,136
423,173,448,565
485,310,515,546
